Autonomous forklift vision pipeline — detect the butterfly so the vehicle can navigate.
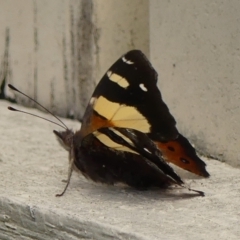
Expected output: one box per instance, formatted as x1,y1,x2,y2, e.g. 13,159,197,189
8,50,209,196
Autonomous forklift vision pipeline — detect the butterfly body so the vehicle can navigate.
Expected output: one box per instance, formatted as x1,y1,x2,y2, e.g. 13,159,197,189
9,50,209,196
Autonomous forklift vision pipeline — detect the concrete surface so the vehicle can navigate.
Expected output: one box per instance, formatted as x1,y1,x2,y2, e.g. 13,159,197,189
0,100,240,240
150,0,240,166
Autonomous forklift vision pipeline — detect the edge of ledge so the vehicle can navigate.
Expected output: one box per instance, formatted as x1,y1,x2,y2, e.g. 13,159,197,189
0,197,146,240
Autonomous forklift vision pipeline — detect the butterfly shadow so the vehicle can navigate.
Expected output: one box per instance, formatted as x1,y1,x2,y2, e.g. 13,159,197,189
69,178,204,204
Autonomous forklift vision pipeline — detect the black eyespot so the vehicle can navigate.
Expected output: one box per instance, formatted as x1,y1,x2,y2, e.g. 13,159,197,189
167,146,175,152
180,158,190,164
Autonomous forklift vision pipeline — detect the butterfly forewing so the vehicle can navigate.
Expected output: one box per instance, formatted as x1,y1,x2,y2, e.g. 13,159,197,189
80,50,178,141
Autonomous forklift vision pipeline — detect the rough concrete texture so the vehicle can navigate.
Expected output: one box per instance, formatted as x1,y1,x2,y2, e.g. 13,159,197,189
1,100,240,240
150,1,240,167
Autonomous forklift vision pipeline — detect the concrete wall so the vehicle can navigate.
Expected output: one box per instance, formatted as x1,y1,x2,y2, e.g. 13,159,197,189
150,0,240,166
0,0,149,119
1,0,240,166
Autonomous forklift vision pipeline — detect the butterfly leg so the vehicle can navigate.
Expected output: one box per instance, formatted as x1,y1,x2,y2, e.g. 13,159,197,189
187,187,205,196
56,151,74,197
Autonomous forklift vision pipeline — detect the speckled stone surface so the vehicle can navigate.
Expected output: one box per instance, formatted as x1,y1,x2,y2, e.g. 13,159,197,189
0,100,240,240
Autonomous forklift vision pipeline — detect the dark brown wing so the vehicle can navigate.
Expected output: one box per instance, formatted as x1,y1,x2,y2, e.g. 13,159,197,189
79,50,209,177
74,127,183,188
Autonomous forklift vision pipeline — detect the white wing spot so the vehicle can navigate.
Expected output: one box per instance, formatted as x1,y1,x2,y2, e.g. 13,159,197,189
89,97,96,105
139,83,148,92
144,148,151,154
122,56,134,64
107,71,112,78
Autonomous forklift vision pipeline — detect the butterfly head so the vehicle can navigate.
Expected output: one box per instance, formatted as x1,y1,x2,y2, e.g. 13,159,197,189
53,129,74,151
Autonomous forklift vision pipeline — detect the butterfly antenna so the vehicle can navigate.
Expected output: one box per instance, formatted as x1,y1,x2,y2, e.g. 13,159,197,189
8,107,66,129
8,84,68,130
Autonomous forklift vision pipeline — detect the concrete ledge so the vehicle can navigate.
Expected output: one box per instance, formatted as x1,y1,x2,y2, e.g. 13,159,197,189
1,100,240,240
0,198,141,240
0,198,144,240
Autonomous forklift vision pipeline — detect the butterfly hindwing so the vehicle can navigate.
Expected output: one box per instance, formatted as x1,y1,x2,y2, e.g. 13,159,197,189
156,134,209,177
75,127,183,188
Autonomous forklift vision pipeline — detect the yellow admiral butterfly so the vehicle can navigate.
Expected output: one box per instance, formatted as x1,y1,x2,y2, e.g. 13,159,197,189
8,50,209,196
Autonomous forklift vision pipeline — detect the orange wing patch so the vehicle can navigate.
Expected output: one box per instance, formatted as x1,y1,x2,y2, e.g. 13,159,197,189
155,135,209,177
80,111,114,138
